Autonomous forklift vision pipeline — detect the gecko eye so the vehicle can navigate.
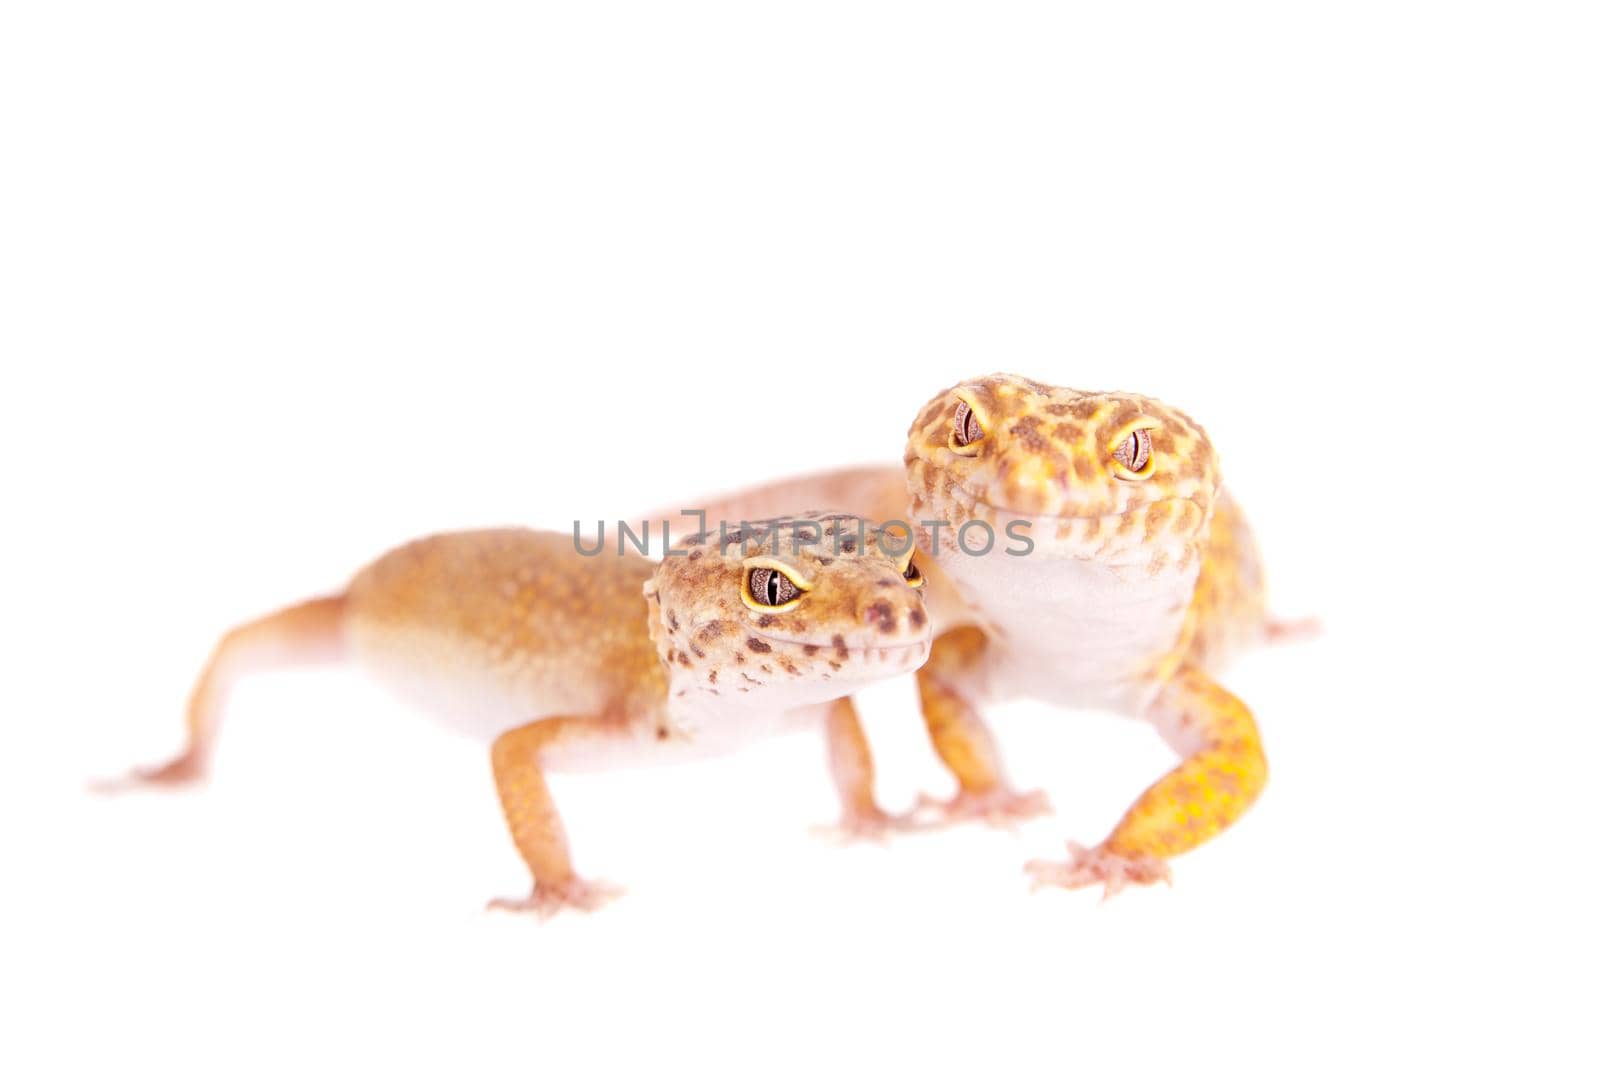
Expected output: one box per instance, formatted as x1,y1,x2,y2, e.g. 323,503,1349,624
1111,428,1153,477
902,556,923,588
951,401,985,451
747,567,801,608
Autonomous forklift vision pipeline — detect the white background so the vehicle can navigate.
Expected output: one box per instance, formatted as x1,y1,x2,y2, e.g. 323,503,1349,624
3,2,1597,1064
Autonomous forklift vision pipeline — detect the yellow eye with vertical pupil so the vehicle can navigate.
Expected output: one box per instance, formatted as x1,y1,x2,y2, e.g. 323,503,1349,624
902,556,923,587
748,567,800,607
1112,428,1152,475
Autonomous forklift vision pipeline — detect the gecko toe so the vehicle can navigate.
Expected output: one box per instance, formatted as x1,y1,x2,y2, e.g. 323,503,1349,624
1026,842,1171,898
911,786,1053,832
487,878,624,919
812,805,923,845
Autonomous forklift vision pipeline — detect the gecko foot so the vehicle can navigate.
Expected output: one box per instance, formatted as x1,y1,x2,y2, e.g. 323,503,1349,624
1025,842,1171,900
88,751,207,794
487,877,624,919
911,786,1053,831
813,805,921,846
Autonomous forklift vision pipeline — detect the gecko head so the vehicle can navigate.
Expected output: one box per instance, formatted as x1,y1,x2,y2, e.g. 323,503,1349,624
903,373,1220,572
643,511,933,712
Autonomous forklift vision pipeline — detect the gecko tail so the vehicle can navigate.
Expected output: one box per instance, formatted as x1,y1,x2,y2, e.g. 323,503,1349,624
92,594,349,791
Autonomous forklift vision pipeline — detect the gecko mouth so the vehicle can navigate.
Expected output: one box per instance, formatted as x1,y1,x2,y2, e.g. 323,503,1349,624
932,469,1198,528
743,630,934,658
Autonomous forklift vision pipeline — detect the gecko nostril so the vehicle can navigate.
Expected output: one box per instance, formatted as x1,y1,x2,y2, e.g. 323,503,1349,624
863,600,896,634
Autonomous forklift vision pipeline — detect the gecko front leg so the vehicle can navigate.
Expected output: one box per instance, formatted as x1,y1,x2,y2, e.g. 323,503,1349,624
913,627,1051,828
819,697,916,842
488,714,628,918
1026,665,1268,896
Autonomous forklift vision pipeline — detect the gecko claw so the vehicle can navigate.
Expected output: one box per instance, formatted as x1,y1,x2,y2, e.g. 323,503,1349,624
910,786,1053,831
487,878,624,919
1025,842,1172,899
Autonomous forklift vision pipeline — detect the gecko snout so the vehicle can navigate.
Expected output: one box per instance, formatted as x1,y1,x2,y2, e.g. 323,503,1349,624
860,589,931,643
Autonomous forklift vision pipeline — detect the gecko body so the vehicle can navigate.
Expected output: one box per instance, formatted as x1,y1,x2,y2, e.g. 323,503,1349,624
110,514,932,914
674,374,1293,893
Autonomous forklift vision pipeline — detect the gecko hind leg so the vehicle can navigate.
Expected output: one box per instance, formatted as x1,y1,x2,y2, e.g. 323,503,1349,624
94,594,348,791
1027,665,1267,898
487,714,630,918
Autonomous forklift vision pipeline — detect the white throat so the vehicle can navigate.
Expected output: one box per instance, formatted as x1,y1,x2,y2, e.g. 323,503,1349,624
936,547,1200,714
659,665,832,754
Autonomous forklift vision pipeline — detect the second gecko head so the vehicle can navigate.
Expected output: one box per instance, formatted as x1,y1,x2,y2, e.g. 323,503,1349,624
644,511,933,714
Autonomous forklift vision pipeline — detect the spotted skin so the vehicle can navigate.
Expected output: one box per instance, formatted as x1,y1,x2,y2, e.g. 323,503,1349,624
105,514,931,917
670,373,1284,895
